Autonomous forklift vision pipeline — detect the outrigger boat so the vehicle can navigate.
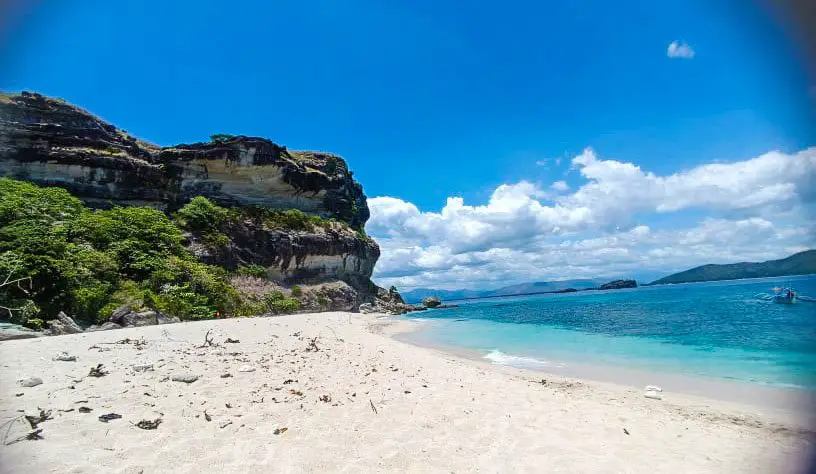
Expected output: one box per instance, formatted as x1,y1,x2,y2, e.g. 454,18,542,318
771,286,797,304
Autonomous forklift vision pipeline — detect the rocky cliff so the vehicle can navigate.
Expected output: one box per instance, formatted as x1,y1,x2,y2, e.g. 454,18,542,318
0,91,380,302
0,91,368,228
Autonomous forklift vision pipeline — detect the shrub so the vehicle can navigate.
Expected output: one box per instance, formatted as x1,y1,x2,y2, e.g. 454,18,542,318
290,285,303,297
175,196,231,234
263,291,285,306
262,290,300,314
202,232,229,248
152,284,214,320
317,295,329,307
268,298,301,314
236,264,267,279
97,280,145,323
234,298,267,317
23,318,44,331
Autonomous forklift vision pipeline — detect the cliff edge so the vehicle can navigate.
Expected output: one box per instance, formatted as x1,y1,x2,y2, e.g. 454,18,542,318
0,91,385,322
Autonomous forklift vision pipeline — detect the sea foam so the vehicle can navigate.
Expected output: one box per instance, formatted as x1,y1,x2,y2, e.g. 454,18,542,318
483,350,564,369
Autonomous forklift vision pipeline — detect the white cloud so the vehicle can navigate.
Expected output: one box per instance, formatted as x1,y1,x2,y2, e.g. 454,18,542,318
550,180,569,192
368,147,816,290
667,41,695,59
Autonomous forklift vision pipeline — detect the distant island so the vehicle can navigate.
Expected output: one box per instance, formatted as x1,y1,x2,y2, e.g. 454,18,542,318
401,278,637,303
647,250,816,285
599,279,637,290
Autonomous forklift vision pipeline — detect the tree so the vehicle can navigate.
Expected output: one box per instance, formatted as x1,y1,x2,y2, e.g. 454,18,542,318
0,259,37,323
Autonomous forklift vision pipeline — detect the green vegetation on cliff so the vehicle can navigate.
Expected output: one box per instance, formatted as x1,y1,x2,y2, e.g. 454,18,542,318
648,250,816,285
0,178,308,327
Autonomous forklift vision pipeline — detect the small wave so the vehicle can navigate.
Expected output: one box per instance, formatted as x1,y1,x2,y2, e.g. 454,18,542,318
483,350,564,369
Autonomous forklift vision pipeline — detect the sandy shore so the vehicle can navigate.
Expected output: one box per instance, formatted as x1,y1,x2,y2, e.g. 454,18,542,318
0,312,813,473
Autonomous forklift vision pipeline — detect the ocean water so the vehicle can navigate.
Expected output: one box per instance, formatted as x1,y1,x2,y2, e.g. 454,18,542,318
401,275,816,390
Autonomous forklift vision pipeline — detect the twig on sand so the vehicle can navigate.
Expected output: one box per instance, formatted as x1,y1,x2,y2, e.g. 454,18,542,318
88,364,108,377
197,330,219,348
1,415,24,445
5,429,43,445
24,409,52,429
306,337,319,352
369,400,378,415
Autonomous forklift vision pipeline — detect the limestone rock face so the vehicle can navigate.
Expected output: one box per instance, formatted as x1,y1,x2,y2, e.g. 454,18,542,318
193,218,379,289
0,92,369,228
0,91,382,304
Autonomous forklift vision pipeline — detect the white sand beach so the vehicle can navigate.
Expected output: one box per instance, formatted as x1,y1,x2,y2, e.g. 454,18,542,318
0,312,813,474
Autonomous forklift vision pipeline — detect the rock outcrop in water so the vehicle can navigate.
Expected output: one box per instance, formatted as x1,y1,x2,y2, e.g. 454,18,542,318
0,91,386,308
598,279,637,290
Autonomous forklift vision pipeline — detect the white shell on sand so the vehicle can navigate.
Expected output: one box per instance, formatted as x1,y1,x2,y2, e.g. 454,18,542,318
645,385,663,392
52,352,77,362
644,390,663,400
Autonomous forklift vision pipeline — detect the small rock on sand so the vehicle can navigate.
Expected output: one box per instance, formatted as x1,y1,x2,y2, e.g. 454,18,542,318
18,377,43,387
238,365,255,373
133,364,154,372
171,374,200,383
644,391,663,400
53,352,77,362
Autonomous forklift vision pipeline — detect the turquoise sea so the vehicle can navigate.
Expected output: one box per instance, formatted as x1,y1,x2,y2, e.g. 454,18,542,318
400,275,816,390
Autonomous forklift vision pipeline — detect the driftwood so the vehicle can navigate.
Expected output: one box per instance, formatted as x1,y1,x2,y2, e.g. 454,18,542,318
5,429,42,445
197,330,219,348
88,364,108,377
98,413,122,422
24,409,52,429
134,418,162,430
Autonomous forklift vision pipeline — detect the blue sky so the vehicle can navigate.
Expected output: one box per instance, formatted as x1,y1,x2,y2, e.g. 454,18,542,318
2,0,814,289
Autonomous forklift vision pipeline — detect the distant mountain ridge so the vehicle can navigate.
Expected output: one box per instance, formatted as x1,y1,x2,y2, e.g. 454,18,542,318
400,279,606,303
647,250,816,285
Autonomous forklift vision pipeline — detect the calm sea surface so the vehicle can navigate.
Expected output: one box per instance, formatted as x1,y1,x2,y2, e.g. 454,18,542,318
401,275,816,389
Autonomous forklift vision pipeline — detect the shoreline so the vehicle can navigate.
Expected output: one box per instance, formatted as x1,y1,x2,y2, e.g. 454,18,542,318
388,315,816,417
1,312,813,473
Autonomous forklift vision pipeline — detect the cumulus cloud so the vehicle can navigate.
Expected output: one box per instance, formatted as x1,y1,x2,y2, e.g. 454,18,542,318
550,180,569,192
667,41,695,59
368,147,816,289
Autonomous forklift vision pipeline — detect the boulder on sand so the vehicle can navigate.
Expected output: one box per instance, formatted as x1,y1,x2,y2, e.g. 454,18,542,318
45,311,83,335
121,310,159,327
